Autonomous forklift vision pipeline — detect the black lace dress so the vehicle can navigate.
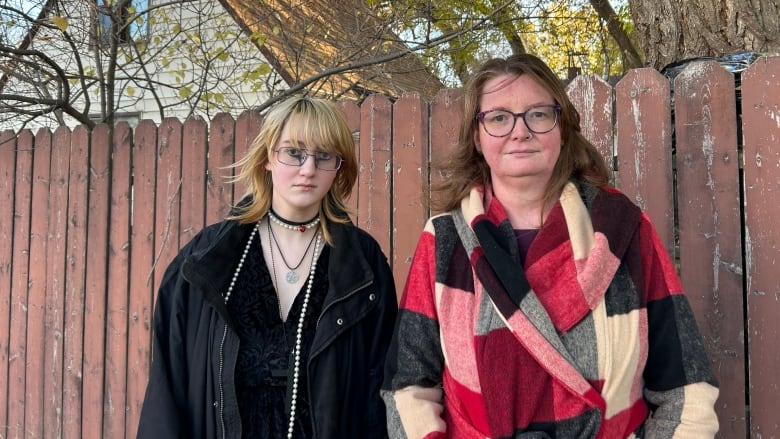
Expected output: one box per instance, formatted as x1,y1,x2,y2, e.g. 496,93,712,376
225,237,330,438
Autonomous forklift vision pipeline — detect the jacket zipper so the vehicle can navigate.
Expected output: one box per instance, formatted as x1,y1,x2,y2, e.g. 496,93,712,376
218,323,228,439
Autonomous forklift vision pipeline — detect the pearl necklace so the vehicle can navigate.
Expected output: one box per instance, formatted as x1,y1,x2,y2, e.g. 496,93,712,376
269,208,320,232
222,219,322,439
222,224,257,304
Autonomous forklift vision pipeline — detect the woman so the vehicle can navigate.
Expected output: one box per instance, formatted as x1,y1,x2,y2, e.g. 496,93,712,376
137,96,397,438
382,54,719,438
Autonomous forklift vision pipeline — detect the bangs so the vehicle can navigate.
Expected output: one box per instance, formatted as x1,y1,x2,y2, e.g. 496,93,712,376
284,109,348,155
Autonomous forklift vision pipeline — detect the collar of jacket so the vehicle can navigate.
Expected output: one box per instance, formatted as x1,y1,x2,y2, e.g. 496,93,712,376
180,215,375,322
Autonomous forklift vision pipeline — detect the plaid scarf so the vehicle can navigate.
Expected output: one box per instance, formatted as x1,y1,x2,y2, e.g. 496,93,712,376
383,181,719,438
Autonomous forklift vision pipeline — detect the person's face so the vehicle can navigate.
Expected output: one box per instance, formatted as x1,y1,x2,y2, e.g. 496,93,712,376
475,74,561,187
265,120,339,219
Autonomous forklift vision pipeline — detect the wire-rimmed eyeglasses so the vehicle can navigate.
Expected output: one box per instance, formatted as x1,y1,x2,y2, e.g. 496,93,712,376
476,104,561,137
273,147,343,171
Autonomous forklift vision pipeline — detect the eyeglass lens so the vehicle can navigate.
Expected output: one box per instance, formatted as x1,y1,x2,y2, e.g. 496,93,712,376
478,105,559,137
276,147,342,170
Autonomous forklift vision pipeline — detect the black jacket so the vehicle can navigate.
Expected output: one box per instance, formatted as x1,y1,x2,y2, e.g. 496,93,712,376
136,217,397,438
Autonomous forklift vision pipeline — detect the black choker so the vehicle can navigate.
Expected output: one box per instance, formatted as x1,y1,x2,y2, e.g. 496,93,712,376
268,208,320,232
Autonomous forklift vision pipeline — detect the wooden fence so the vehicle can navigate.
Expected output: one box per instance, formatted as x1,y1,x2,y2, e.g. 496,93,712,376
1,55,779,438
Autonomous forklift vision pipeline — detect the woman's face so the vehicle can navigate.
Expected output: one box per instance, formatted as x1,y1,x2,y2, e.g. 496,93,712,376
475,74,562,188
265,120,339,220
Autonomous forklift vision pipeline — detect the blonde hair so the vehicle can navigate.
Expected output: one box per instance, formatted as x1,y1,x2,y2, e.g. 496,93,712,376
229,96,357,244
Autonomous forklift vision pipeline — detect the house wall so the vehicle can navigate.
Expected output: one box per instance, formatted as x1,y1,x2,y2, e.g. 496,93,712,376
0,0,280,131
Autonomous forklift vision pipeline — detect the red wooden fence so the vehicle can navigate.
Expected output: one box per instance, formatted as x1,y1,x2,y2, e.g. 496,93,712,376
2,56,779,438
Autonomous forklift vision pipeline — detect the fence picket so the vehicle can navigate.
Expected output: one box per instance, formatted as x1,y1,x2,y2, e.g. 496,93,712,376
25,128,52,438
0,131,20,437
125,120,157,439
233,110,262,201
153,118,183,297
62,125,90,439
674,59,745,437
357,94,392,258
742,55,780,438
567,74,614,173
82,123,111,439
44,127,71,438
428,88,462,216
8,129,31,439
615,68,675,258
206,113,237,225
391,93,429,292
181,117,208,245
103,122,133,439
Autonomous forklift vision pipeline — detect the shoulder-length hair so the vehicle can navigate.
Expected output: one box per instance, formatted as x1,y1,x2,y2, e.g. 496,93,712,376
431,54,609,214
228,96,358,244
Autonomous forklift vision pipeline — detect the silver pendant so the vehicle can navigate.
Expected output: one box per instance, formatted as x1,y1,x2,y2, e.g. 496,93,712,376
285,270,299,284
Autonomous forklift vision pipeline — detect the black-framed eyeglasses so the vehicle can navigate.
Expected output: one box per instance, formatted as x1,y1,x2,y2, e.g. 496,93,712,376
274,147,343,171
476,104,561,137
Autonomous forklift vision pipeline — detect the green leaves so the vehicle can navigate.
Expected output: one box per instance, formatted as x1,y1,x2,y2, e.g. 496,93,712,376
178,85,192,99
51,16,68,31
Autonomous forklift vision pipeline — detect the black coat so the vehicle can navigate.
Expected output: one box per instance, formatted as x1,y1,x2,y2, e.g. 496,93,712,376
136,217,397,439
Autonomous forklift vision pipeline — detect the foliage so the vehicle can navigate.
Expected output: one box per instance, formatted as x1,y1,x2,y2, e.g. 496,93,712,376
0,0,637,131
529,0,628,79
0,0,281,130
376,0,633,86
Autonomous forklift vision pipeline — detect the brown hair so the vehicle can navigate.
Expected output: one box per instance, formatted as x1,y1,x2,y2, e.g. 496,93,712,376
431,54,609,213
228,96,357,244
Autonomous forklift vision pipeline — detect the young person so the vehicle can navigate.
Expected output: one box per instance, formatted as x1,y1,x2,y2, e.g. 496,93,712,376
382,54,719,438
138,96,397,438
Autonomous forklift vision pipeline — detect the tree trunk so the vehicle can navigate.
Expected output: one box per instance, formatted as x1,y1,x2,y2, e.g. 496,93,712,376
589,0,644,68
628,0,780,69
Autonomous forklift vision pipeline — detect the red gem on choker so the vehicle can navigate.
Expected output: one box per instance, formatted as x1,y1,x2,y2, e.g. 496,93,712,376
268,208,321,233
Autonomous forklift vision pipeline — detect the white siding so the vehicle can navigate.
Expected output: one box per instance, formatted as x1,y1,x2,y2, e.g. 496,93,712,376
1,0,282,131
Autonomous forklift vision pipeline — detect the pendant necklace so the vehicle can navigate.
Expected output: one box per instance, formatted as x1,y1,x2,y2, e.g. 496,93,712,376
222,220,322,439
268,220,319,283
